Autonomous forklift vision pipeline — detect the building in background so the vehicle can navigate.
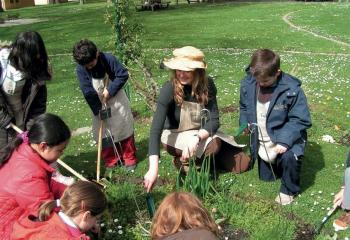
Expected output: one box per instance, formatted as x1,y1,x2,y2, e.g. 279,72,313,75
35,0,68,5
1,0,35,10
0,0,68,10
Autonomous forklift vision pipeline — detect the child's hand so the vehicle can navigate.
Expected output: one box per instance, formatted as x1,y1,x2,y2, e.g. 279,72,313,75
274,144,287,154
102,88,110,103
243,127,250,135
333,187,345,206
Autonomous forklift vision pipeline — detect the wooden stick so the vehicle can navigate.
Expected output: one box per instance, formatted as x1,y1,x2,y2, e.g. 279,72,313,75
96,120,104,182
10,123,88,181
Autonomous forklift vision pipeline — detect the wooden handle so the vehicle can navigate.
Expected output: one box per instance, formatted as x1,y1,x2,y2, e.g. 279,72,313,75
96,120,104,182
10,123,88,181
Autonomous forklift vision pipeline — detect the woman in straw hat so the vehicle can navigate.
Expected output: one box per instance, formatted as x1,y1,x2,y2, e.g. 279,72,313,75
143,46,224,192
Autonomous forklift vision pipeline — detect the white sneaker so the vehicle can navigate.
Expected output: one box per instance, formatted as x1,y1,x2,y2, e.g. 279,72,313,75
52,172,75,186
275,192,294,205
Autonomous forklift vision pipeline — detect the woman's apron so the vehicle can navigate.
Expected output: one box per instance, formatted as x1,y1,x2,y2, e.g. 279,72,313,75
160,101,244,158
91,75,134,143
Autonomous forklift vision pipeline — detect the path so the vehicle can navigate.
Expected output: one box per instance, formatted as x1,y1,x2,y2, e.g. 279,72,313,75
282,10,350,48
49,48,350,58
0,18,46,27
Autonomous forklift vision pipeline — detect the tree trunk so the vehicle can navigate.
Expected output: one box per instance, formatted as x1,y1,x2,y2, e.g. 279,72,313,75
80,0,85,4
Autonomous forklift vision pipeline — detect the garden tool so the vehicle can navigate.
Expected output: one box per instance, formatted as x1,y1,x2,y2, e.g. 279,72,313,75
99,104,111,120
315,204,339,234
96,119,104,182
234,123,248,137
10,123,88,181
96,86,111,182
146,193,156,218
104,127,123,167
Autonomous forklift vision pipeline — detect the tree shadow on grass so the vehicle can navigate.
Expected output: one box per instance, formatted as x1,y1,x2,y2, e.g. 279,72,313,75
61,151,97,179
60,135,149,179
135,137,149,164
300,141,325,193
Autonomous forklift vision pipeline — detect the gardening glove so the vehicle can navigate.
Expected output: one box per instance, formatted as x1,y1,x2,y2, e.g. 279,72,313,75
334,187,345,207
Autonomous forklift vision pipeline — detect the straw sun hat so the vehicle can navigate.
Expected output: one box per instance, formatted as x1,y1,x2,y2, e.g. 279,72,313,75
163,46,207,71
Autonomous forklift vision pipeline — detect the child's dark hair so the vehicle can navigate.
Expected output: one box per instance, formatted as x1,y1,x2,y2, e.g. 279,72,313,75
250,49,280,78
9,31,51,81
72,39,98,65
0,113,71,167
39,181,107,221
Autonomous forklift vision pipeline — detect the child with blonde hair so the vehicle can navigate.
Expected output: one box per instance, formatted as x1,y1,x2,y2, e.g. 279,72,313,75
12,180,107,239
151,191,219,240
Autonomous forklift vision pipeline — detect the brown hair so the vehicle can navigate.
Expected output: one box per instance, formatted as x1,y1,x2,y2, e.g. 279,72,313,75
151,192,218,239
250,49,280,79
38,181,107,221
172,69,208,106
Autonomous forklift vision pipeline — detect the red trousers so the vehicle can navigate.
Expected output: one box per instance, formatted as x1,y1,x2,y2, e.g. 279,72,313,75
101,134,137,168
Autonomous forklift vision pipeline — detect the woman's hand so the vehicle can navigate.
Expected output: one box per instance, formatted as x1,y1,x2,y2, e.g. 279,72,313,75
143,155,159,192
334,187,345,207
144,169,158,193
181,135,200,162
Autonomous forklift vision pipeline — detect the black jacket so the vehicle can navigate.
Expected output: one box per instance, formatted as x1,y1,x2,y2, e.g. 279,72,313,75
0,81,47,147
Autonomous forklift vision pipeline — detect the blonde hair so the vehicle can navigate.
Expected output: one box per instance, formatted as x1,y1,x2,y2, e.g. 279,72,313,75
38,181,107,221
172,69,208,106
151,192,218,239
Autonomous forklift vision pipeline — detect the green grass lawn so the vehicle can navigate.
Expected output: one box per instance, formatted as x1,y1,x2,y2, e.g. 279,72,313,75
1,1,350,239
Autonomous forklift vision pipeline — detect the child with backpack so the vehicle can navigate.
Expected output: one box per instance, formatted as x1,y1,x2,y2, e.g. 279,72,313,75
0,113,71,239
12,180,107,240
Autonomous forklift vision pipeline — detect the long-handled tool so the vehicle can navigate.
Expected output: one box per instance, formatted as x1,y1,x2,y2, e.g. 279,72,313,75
315,204,339,234
96,119,104,182
10,123,88,181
